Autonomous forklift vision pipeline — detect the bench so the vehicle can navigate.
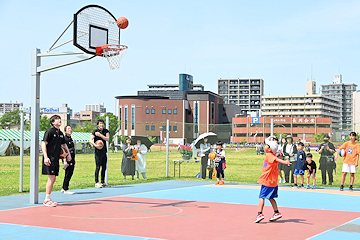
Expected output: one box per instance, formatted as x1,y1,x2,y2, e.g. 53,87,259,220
173,159,200,177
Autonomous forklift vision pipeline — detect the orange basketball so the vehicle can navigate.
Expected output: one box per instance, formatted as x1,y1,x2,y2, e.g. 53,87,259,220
60,147,68,159
209,152,216,160
95,140,104,149
117,17,129,29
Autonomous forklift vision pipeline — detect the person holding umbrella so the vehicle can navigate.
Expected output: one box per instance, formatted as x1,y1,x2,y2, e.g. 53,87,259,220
122,137,135,180
200,137,211,179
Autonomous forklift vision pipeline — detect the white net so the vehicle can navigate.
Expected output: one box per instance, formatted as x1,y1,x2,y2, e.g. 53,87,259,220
101,45,128,70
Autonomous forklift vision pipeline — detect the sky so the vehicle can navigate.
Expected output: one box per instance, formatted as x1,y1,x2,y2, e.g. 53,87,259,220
0,0,359,115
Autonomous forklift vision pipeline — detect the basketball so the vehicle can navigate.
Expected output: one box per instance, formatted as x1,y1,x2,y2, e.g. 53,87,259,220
275,151,283,159
59,147,68,159
209,152,216,160
117,17,129,29
95,140,104,149
339,149,346,157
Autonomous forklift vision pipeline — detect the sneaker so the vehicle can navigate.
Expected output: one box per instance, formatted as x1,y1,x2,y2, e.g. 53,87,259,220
102,183,110,188
61,189,75,194
349,186,354,191
328,182,332,185
306,185,310,189
290,184,298,188
215,181,220,185
254,213,265,223
220,180,225,185
340,185,344,191
282,179,286,183
279,178,283,183
95,182,103,188
312,185,316,189
43,199,57,207
269,212,282,221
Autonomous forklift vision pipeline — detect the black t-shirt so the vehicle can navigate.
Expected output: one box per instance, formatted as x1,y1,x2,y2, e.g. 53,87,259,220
92,128,109,156
318,142,335,157
304,160,317,174
64,134,75,162
43,126,65,161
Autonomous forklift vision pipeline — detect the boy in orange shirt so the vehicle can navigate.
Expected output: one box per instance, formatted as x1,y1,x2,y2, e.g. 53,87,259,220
335,132,360,191
255,139,291,223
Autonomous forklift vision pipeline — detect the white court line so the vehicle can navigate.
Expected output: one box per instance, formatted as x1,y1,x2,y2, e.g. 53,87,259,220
307,217,360,239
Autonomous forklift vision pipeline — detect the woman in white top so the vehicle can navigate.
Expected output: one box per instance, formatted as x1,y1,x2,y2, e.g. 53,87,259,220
135,140,148,180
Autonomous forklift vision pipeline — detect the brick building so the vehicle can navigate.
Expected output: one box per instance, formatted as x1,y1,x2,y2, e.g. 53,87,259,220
233,116,332,143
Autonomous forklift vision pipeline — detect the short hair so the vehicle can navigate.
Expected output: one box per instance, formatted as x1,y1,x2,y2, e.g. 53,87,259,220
97,119,105,125
216,141,223,146
350,132,357,137
49,115,61,126
273,137,279,142
298,142,304,147
323,134,330,139
64,125,71,131
306,153,313,158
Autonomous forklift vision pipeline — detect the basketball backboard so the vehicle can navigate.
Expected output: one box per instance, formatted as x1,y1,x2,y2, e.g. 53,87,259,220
73,5,120,55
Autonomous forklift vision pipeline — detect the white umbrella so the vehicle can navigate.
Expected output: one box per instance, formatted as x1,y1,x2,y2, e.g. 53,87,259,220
194,132,218,149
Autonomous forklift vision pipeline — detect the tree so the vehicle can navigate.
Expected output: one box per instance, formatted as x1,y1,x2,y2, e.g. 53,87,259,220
39,115,52,131
147,135,156,143
73,121,95,133
0,110,21,129
240,138,247,143
96,113,120,143
274,132,287,141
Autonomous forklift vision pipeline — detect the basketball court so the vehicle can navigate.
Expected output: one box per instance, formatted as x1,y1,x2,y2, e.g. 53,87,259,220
1,180,359,239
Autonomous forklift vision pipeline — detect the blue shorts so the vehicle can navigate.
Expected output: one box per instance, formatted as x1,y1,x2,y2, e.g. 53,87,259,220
259,185,278,199
294,169,304,175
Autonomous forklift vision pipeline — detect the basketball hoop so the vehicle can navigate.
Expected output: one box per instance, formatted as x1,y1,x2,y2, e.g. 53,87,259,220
96,44,128,70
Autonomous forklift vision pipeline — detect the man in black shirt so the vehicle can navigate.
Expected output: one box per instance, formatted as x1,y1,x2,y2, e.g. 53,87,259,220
318,134,336,185
42,115,71,207
89,119,110,188
61,125,76,194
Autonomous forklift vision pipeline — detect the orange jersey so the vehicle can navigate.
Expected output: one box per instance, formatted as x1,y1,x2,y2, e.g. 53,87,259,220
340,141,360,165
257,152,279,187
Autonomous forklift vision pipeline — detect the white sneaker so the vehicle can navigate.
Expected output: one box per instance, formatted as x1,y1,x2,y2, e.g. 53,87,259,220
279,178,283,183
95,182,103,188
102,183,110,188
61,189,75,194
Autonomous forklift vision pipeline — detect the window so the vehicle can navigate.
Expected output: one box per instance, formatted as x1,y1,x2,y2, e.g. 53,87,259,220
131,105,135,130
146,109,149,114
162,126,166,131
173,109,177,114
169,126,172,131
162,109,166,114
211,103,215,120
151,109,155,114
124,106,128,130
168,109,172,114
151,125,155,131
119,106,122,130
173,126,177,131
145,125,149,131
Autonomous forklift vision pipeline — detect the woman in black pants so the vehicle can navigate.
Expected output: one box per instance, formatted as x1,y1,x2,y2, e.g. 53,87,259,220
283,135,297,183
61,125,76,194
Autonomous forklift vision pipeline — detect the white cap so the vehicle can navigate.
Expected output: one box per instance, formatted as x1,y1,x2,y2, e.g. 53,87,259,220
265,138,278,154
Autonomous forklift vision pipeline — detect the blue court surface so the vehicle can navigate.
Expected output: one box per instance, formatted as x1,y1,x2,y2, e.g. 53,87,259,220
0,180,359,239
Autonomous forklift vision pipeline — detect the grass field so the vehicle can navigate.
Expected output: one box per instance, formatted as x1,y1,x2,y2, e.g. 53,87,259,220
0,148,358,197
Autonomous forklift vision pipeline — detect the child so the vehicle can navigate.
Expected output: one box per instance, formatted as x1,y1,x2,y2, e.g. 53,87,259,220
214,141,226,185
304,153,316,189
255,139,291,223
335,132,360,191
292,142,306,188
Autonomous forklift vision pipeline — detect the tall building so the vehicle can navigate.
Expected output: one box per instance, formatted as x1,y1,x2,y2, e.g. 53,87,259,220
321,74,357,131
353,91,360,133
85,102,106,113
217,78,264,115
0,101,23,114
